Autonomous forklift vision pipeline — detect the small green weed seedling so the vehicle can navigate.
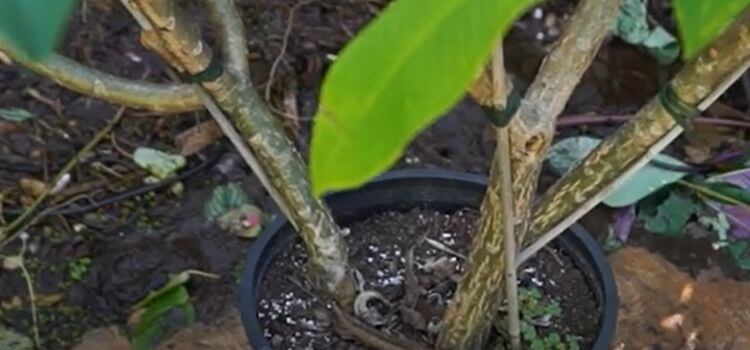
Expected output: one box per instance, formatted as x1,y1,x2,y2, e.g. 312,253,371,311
67,257,91,282
498,287,581,350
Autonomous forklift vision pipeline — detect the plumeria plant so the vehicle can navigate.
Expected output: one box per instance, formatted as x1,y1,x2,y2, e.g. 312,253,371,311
2,0,750,349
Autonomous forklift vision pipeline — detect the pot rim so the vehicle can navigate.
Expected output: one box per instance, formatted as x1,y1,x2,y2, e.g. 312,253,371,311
239,169,618,350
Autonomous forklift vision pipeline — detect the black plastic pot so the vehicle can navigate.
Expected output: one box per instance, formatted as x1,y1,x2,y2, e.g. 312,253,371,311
239,169,618,350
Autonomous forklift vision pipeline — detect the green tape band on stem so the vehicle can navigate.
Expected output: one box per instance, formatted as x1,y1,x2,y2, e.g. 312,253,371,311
659,84,699,129
179,54,223,83
483,86,522,127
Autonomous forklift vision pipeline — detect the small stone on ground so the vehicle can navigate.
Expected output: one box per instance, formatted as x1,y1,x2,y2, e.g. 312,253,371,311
72,327,130,350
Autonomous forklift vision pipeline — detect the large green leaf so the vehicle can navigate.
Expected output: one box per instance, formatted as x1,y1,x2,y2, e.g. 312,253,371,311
0,0,76,60
310,0,537,196
672,0,750,59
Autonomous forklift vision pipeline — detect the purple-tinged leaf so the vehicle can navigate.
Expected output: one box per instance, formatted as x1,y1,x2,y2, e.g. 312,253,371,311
708,167,750,239
612,206,636,242
705,150,744,165
713,168,750,188
708,203,750,239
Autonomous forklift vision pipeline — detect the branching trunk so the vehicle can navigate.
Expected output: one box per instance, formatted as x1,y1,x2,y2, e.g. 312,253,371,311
122,0,356,306
0,47,201,112
520,7,750,263
437,0,620,348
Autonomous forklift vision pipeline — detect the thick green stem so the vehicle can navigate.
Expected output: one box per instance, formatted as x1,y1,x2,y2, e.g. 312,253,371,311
124,0,356,306
205,0,250,81
0,48,202,112
521,7,750,262
437,0,620,348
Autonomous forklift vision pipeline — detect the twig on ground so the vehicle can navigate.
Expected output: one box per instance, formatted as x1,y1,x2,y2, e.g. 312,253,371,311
25,88,64,118
402,246,423,308
265,0,316,102
1,234,40,348
543,246,565,267
1,107,126,244
424,238,466,260
285,276,317,299
110,133,133,159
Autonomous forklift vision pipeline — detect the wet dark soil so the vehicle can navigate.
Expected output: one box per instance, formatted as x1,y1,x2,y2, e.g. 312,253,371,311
258,208,600,349
0,0,748,348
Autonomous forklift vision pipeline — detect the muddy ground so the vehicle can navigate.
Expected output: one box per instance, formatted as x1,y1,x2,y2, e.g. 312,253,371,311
0,0,749,349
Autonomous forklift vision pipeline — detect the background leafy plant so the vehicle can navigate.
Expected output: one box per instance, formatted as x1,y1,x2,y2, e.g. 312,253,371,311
130,271,211,350
309,0,750,196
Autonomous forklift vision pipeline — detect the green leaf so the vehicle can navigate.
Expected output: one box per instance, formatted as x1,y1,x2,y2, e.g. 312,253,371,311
702,182,750,206
615,0,651,43
566,335,582,350
134,271,191,310
545,332,561,345
133,147,186,180
672,0,750,59
134,286,190,336
0,0,76,60
521,322,538,341
310,0,537,196
130,270,215,349
546,136,688,207
642,27,680,64
180,303,197,325
544,301,562,318
132,285,192,350
639,191,697,235
727,240,750,270
614,0,680,64
0,326,33,350
132,323,161,350
0,108,35,122
530,338,545,350
547,136,602,175
203,183,252,222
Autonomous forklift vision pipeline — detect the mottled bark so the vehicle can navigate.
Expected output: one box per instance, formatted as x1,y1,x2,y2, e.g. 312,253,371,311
437,0,621,348
0,50,201,112
521,7,750,262
125,0,356,306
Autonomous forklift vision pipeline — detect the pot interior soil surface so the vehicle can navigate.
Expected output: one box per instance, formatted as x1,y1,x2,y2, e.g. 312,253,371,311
257,208,600,349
